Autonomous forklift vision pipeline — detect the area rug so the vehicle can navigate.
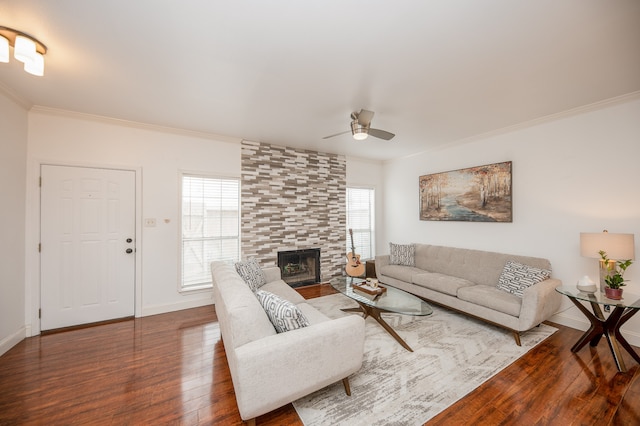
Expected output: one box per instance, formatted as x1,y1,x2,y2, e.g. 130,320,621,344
293,293,557,426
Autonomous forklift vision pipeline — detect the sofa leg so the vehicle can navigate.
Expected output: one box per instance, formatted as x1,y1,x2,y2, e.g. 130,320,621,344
244,419,256,426
513,331,522,346
342,377,352,396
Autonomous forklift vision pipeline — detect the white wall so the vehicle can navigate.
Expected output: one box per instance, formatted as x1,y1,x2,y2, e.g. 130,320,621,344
26,110,242,334
381,95,640,345
0,91,27,355
18,95,640,346
23,109,385,337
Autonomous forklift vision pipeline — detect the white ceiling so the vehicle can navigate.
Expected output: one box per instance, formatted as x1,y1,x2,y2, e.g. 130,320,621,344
1,0,639,161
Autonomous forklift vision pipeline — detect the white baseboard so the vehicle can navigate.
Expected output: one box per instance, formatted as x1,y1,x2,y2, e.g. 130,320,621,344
141,297,214,317
549,312,589,331
624,329,640,348
0,326,26,357
549,312,640,348
0,301,213,345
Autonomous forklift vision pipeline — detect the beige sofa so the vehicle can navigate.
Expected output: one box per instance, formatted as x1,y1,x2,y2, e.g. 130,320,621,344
210,261,365,425
376,244,562,345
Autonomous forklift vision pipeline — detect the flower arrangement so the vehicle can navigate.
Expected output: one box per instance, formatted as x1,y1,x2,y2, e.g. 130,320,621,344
599,250,633,289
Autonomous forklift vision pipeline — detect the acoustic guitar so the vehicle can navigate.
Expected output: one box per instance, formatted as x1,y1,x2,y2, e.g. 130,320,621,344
346,228,365,277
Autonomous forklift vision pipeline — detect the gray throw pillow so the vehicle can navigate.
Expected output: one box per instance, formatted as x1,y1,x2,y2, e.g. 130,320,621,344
255,290,310,333
496,260,551,297
389,243,416,266
234,258,267,292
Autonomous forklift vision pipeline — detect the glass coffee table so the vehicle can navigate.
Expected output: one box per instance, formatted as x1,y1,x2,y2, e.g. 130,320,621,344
330,276,432,352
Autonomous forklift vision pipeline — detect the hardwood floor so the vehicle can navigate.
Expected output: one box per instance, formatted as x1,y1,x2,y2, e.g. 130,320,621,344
1,283,639,425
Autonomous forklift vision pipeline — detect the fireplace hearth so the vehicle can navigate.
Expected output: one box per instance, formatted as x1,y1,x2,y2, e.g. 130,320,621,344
277,248,321,287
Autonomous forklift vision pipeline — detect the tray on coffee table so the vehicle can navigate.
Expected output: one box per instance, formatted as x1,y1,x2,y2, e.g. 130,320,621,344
352,281,387,296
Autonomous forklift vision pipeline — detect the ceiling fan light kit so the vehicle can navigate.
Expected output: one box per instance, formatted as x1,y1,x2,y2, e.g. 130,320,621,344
0,26,47,76
351,120,369,140
324,109,395,141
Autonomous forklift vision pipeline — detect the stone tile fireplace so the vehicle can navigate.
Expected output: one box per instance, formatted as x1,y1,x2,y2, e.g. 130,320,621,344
277,248,321,287
239,140,346,282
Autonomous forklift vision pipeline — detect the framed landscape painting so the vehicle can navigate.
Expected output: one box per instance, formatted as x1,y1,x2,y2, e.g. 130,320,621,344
419,161,512,222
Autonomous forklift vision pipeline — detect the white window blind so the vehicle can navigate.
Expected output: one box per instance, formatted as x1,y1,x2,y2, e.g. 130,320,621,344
181,174,240,291
346,187,375,261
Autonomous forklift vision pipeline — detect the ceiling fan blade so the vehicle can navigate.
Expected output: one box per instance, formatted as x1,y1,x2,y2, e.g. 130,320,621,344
368,128,395,140
357,109,375,127
322,130,351,139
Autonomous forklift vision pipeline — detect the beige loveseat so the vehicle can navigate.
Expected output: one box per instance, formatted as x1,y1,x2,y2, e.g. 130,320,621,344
376,244,562,345
211,261,365,425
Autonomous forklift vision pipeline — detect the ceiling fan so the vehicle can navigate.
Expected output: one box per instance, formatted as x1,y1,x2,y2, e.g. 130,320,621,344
323,109,395,141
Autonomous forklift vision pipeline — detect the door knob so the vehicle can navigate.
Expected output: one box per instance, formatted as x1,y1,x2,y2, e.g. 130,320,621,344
126,248,133,254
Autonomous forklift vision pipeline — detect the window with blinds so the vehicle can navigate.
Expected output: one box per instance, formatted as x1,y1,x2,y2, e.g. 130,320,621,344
346,187,375,261
181,174,240,291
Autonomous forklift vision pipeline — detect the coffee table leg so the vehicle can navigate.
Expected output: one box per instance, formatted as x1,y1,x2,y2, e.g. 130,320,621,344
341,306,369,320
341,303,414,352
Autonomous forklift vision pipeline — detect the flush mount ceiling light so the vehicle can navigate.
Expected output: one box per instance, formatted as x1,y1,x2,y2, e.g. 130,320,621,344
0,26,47,76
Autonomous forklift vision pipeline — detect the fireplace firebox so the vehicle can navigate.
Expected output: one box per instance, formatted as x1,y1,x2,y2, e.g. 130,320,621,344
277,248,321,287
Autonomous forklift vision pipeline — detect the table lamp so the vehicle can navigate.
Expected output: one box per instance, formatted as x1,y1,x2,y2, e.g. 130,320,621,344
580,230,635,293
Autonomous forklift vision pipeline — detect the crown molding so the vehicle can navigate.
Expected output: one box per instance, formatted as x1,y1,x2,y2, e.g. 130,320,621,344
0,81,32,110
29,106,242,144
391,91,640,163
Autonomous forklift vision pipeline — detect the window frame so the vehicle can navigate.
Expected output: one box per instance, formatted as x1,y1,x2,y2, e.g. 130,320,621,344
346,186,376,262
179,172,241,293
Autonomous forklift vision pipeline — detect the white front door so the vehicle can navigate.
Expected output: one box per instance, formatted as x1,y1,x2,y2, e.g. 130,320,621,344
40,165,136,331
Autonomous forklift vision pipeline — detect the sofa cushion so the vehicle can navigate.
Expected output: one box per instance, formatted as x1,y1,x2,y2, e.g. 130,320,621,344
413,244,552,287
457,285,522,317
235,258,267,292
297,302,332,325
261,280,306,305
496,260,551,297
262,266,283,284
379,264,425,283
389,243,416,266
211,262,278,348
412,272,475,297
256,290,310,333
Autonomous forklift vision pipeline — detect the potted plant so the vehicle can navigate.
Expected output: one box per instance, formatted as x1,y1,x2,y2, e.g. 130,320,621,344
599,250,633,300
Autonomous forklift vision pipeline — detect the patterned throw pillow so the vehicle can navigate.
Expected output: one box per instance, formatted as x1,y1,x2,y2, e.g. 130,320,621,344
496,260,551,297
389,243,416,266
235,258,267,292
255,290,310,333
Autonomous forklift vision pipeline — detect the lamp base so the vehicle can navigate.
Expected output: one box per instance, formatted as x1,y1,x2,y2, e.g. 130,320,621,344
598,260,615,294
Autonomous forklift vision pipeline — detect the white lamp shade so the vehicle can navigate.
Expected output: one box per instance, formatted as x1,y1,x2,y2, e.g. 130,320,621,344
14,35,37,64
580,232,635,260
23,52,44,76
0,35,9,63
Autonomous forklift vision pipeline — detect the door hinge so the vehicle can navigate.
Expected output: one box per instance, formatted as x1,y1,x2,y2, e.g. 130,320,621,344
38,243,41,252
39,176,42,187
39,308,41,319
